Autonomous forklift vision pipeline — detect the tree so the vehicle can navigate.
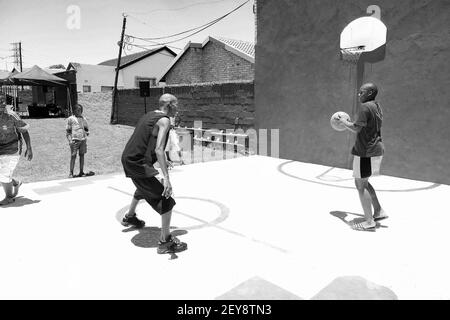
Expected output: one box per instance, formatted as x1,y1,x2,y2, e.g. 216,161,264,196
48,64,66,69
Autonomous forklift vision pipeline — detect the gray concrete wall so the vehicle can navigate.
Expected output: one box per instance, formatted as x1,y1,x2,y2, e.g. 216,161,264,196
255,0,450,184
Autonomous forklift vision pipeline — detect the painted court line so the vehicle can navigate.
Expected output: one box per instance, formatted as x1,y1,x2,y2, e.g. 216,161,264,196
108,186,289,254
278,160,441,193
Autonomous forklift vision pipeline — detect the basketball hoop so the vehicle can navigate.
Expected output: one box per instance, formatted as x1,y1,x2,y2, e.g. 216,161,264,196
340,46,365,63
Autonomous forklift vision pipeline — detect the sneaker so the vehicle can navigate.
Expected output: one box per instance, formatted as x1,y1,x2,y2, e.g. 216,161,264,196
157,235,187,254
68,173,74,178
121,214,145,228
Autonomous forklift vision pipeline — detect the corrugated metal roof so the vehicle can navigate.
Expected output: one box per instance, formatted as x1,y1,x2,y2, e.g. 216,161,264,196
215,37,255,58
98,46,176,68
0,70,10,79
11,67,65,75
68,63,115,72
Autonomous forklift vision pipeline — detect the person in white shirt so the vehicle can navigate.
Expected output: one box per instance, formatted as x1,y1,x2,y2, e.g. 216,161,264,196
66,104,94,178
165,113,185,167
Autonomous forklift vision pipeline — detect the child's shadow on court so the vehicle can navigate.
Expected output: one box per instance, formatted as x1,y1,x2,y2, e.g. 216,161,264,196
1,196,41,208
122,226,188,259
330,211,388,232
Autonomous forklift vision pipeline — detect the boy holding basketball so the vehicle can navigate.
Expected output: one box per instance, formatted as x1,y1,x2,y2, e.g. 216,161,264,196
337,83,388,230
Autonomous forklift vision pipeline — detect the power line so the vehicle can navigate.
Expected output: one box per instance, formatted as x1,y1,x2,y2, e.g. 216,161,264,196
125,0,234,15
129,0,249,41
127,15,227,48
22,49,66,63
123,42,182,56
143,43,181,51
126,0,250,46
124,35,182,51
128,14,223,41
126,14,166,34
122,35,181,55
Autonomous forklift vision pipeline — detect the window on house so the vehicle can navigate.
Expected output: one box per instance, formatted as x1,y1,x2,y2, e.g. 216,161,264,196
101,86,114,92
83,85,91,93
135,77,156,88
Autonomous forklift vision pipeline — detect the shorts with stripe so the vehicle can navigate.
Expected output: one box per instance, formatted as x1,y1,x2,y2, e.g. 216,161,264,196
0,153,20,183
131,176,176,215
352,155,383,179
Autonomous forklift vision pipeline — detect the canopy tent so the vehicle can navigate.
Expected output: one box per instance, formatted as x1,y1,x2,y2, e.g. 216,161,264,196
0,65,75,116
0,65,67,86
0,70,11,80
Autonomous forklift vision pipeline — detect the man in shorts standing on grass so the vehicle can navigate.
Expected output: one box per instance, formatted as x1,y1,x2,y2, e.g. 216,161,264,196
0,93,33,205
337,83,388,230
121,93,187,254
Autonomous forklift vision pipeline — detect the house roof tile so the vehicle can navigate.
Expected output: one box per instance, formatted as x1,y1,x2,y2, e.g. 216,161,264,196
215,37,255,58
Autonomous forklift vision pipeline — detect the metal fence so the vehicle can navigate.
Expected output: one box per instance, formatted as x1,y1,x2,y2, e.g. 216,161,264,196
175,127,251,163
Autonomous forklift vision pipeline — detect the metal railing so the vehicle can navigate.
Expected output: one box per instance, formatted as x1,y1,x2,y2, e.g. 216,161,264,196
174,126,251,163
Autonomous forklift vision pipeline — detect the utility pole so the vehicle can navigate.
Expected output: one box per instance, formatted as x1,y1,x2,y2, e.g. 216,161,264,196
11,42,20,68
18,42,23,72
19,42,23,90
11,41,24,97
110,14,127,124
253,0,257,44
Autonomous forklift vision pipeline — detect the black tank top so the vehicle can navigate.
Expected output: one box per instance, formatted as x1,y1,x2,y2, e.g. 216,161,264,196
121,111,170,178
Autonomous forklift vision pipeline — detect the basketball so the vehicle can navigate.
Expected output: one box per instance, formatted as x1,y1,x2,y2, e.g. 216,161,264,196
330,111,350,131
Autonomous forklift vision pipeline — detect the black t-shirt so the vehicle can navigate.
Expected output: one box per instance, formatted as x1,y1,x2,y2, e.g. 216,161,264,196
351,101,384,157
121,111,170,178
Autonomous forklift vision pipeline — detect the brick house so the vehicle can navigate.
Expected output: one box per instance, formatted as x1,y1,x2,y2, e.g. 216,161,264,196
158,36,254,85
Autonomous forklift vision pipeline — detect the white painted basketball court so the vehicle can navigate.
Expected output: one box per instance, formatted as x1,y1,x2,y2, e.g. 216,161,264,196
0,156,448,299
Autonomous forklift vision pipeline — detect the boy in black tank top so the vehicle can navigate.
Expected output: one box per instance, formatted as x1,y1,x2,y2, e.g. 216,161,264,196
337,83,388,231
121,94,187,254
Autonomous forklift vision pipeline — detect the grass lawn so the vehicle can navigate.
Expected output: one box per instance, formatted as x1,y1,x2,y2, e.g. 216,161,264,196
14,94,244,183
14,96,135,183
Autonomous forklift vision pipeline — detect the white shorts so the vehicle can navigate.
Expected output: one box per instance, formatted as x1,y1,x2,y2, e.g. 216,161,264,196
0,153,20,183
165,129,181,152
353,155,382,179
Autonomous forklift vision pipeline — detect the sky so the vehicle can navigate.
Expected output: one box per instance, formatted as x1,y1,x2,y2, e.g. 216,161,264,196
0,0,255,70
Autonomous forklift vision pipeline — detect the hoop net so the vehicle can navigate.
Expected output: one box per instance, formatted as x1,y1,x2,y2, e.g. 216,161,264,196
340,46,365,63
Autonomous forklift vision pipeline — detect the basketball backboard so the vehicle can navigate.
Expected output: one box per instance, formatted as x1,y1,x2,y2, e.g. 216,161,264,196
340,16,387,52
